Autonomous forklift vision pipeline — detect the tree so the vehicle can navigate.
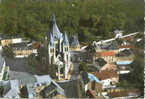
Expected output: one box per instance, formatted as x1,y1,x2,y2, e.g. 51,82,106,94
79,62,88,72
0,0,143,43
2,45,14,58
128,57,144,96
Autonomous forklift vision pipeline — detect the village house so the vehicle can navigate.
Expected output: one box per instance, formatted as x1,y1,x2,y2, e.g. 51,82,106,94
100,63,117,72
0,38,28,47
91,71,119,89
107,88,140,98
96,51,117,63
0,75,65,99
79,71,104,98
9,42,38,58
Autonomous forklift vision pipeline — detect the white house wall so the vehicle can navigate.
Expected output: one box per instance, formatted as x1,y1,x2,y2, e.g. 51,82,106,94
12,38,22,44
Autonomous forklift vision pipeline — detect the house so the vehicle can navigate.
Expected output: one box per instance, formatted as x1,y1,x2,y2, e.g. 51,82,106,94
1,38,26,47
108,89,140,98
95,58,107,67
86,89,104,99
100,63,117,72
0,74,65,99
69,36,80,51
10,42,38,58
80,72,103,98
91,71,119,89
39,81,66,98
96,51,116,63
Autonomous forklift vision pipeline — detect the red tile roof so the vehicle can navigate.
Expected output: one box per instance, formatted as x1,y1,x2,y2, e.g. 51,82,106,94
100,63,117,71
32,42,40,49
100,51,115,57
91,70,118,80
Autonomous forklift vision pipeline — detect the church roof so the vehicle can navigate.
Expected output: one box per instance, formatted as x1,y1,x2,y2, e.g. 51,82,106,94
52,15,62,40
63,32,69,46
70,36,79,47
49,34,55,47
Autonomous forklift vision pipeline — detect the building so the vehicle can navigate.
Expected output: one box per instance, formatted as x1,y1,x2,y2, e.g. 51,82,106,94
42,15,72,80
114,30,123,38
2,80,20,98
96,51,116,63
1,38,25,47
100,63,117,72
0,75,65,98
69,36,80,51
108,89,140,98
91,71,119,89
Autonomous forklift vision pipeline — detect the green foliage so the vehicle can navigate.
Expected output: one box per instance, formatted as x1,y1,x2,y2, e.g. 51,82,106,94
119,55,144,95
128,57,144,95
2,46,14,58
79,62,88,72
0,0,143,42
117,80,135,89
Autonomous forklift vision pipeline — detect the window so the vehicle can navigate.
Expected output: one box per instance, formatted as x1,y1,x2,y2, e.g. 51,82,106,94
50,49,54,53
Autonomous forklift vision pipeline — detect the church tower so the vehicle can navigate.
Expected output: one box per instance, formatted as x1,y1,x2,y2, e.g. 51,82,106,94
62,32,70,79
48,34,56,64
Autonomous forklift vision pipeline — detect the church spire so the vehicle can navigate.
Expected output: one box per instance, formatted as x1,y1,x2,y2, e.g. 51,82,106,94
52,14,56,24
63,32,69,46
49,33,55,47
52,14,61,39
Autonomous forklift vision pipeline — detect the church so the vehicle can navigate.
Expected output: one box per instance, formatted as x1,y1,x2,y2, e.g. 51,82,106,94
43,15,72,80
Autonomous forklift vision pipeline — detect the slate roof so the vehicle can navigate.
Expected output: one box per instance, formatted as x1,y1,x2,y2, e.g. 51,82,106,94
18,75,36,85
49,34,55,47
52,15,62,40
40,82,57,98
63,32,69,46
58,80,79,98
3,80,20,98
95,58,107,67
11,42,32,50
70,36,80,47
34,75,52,85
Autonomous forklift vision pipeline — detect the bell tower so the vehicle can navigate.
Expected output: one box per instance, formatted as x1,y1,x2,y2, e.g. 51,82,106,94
62,32,70,79
48,34,56,64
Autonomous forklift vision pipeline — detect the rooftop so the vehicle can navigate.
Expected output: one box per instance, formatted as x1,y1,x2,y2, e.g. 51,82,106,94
97,51,115,57
91,70,118,80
